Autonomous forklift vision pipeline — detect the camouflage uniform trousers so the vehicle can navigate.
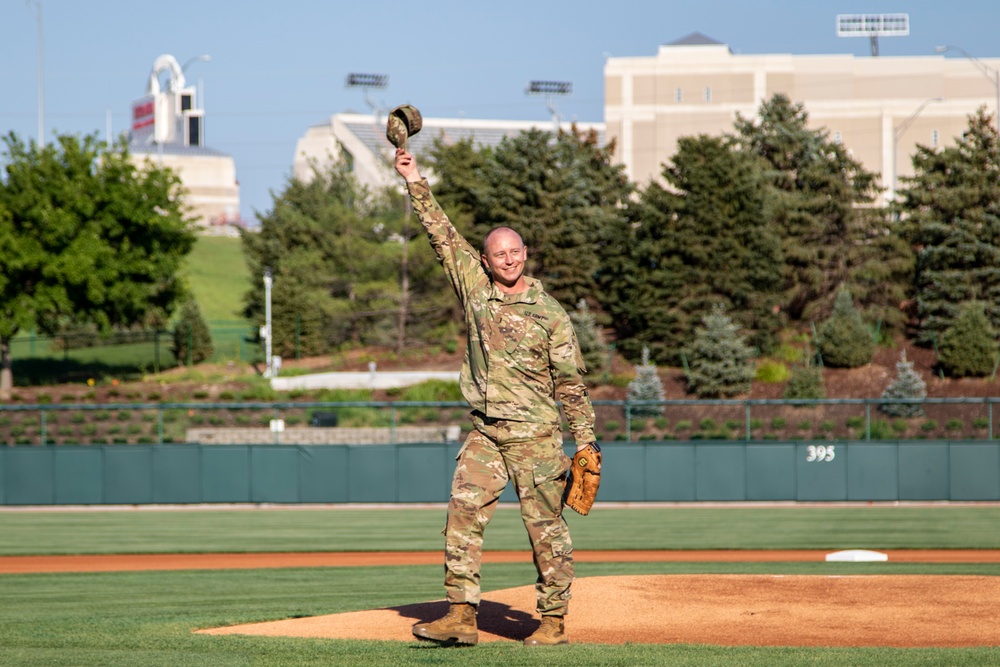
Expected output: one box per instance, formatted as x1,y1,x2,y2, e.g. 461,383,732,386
443,411,574,615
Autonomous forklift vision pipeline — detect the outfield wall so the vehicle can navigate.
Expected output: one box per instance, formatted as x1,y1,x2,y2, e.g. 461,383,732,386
1,440,998,505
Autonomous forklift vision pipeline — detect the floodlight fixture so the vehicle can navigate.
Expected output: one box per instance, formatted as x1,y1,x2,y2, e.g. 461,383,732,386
346,73,388,89
526,80,572,130
836,13,909,56
527,80,572,96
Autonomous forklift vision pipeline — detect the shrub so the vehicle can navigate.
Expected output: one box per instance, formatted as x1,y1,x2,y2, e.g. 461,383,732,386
973,417,989,429
880,351,927,417
604,420,621,432
70,413,86,424
945,418,964,431
172,298,214,365
920,419,937,432
725,419,742,431
783,365,825,401
846,416,864,429
938,301,999,378
699,418,717,431
869,419,893,440
797,420,812,431
770,417,787,429
749,418,764,431
754,360,789,384
684,305,754,398
816,288,875,368
675,420,692,431
820,420,835,432
892,419,908,434
627,347,665,416
653,417,670,430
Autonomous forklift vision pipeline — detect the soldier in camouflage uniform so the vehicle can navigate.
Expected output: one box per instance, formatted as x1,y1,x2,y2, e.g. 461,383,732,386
395,148,596,647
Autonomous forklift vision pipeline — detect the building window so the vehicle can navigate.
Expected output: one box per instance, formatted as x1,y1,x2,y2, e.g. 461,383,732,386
674,87,683,103
187,116,202,147
704,87,712,102
181,93,193,112
932,129,940,146
833,131,842,144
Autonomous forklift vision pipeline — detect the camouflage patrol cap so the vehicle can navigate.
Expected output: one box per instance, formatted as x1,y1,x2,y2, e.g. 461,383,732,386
386,104,423,149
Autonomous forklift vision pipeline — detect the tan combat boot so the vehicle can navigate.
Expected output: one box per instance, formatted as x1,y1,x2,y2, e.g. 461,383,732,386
412,603,478,646
523,614,568,646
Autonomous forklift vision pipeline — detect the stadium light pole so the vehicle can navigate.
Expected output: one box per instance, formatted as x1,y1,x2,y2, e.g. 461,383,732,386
346,72,389,117
263,268,273,379
526,80,572,131
24,0,44,148
936,45,1000,133
892,97,943,202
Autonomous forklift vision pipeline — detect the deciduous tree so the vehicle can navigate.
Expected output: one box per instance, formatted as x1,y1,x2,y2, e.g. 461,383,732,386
0,132,195,397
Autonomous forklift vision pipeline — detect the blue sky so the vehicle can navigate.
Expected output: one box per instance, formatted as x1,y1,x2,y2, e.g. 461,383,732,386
2,0,999,223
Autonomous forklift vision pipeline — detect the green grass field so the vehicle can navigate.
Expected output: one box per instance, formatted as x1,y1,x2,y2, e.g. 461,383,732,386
181,235,252,324
1,505,999,666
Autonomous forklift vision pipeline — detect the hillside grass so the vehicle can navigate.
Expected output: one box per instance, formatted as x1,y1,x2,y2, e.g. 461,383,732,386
181,234,251,325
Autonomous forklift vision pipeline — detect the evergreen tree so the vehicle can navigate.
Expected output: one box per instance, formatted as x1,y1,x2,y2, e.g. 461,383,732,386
816,288,875,368
684,305,756,398
626,346,665,416
241,157,453,357
783,363,825,400
896,108,1000,345
430,126,632,310
569,299,609,378
938,301,999,378
880,350,927,417
172,298,214,366
605,134,783,365
734,94,910,328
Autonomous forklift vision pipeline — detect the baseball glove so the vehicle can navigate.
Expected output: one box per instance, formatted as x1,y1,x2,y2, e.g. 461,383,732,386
564,443,601,515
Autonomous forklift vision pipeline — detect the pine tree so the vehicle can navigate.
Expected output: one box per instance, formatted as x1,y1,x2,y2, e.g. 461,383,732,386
734,95,907,326
684,306,756,398
627,346,665,416
172,299,214,366
880,350,927,417
605,134,783,365
816,288,875,368
569,299,609,377
938,301,999,378
897,108,1000,345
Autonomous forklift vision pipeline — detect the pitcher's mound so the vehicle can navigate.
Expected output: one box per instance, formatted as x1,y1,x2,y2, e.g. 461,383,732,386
199,574,1000,647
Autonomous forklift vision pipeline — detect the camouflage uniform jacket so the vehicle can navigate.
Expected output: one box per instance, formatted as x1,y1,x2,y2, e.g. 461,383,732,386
407,179,596,446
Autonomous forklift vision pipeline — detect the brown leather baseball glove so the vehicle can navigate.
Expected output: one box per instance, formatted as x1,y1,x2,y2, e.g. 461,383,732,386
564,443,601,515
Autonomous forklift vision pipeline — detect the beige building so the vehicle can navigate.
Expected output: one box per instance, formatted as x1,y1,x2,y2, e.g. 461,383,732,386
129,54,241,232
604,33,1000,203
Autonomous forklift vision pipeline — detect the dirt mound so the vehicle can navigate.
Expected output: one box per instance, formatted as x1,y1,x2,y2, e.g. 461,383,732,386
199,574,1000,647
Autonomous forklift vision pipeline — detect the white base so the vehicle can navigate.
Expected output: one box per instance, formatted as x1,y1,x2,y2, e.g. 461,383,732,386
825,549,889,562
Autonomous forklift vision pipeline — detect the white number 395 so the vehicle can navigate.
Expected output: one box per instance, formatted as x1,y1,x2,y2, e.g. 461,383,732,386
806,444,836,462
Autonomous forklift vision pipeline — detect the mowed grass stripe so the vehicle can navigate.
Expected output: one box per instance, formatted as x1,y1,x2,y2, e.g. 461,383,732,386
2,505,1000,556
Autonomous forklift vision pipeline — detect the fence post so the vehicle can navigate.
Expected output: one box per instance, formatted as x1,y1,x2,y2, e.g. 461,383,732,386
865,400,872,441
625,402,632,442
745,402,751,441
157,405,164,445
40,409,47,446
390,404,397,445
